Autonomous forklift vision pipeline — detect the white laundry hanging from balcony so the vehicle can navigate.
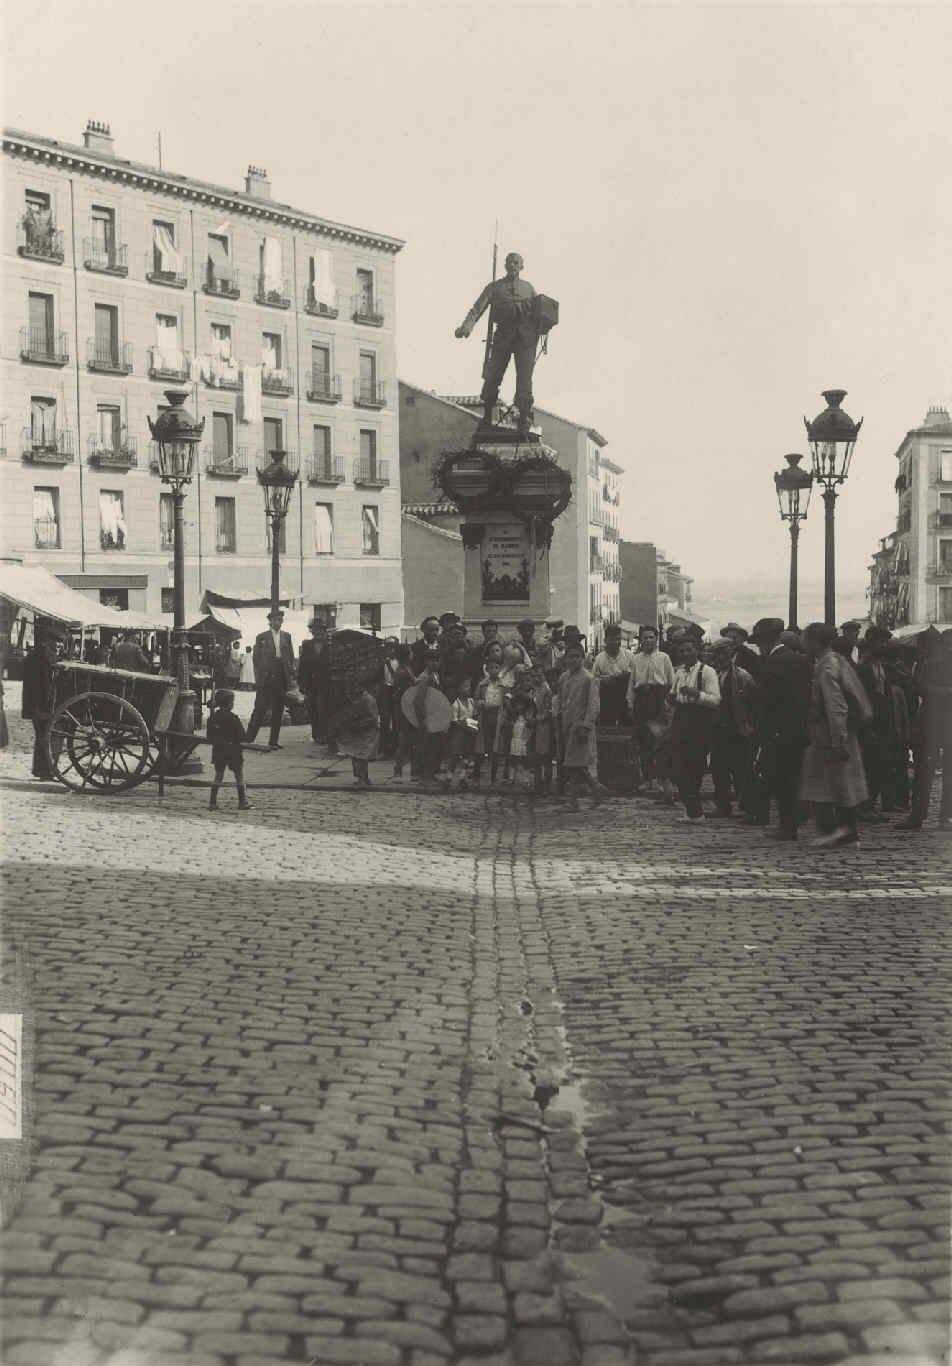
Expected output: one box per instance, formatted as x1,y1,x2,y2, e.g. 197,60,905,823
261,237,283,295
308,249,337,308
154,315,185,373
153,223,183,274
99,490,127,550
240,365,262,424
261,335,279,372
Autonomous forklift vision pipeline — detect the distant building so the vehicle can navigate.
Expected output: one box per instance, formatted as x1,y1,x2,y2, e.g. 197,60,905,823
868,405,952,627
399,383,621,643
2,120,405,631
401,513,463,626
619,541,658,632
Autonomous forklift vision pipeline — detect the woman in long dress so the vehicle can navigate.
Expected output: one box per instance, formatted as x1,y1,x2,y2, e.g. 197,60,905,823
800,622,871,848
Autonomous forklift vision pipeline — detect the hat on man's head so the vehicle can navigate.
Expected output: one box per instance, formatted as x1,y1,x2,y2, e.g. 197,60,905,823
720,622,749,640
268,608,285,619
438,612,460,628
779,630,804,651
518,618,535,629
751,617,784,640
545,618,564,630
563,624,582,639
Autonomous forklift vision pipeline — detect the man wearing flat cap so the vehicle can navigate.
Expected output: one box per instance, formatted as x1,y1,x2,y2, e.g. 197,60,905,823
22,623,64,779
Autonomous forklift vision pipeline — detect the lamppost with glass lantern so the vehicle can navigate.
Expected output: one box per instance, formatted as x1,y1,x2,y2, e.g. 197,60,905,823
148,389,204,732
773,452,813,629
804,388,863,626
257,450,298,615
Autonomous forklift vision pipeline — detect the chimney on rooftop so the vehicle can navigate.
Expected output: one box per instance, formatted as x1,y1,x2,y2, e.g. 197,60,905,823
923,404,951,428
83,120,114,155
244,165,271,199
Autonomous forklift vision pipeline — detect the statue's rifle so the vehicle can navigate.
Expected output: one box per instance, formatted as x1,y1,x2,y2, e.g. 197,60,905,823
481,224,498,379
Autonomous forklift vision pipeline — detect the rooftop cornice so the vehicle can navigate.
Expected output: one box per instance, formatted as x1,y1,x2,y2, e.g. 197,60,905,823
892,421,952,460
3,127,405,254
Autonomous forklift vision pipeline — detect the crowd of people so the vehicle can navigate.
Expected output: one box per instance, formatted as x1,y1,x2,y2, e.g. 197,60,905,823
14,606,951,842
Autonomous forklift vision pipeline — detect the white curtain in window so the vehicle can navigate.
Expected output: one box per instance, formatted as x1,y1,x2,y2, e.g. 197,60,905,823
99,490,126,548
314,504,334,554
33,489,58,547
363,506,379,535
153,223,182,273
240,365,262,424
309,249,337,307
261,335,279,371
31,398,56,444
155,315,184,371
261,236,282,293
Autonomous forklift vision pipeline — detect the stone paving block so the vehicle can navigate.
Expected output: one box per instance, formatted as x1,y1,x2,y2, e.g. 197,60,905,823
795,1299,907,1329
512,1325,580,1365
454,1314,509,1349
354,1320,455,1354
756,1333,852,1360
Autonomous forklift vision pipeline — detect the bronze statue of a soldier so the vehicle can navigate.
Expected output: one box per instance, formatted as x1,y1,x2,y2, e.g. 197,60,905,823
455,251,555,438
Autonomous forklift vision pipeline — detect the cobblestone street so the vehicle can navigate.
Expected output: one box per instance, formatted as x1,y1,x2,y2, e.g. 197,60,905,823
1,764,949,1366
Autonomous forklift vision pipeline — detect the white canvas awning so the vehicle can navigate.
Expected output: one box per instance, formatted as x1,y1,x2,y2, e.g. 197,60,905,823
193,603,314,651
0,563,162,629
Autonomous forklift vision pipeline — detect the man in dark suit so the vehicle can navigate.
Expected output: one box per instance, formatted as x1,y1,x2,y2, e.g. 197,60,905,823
755,623,812,839
22,624,63,778
298,619,332,742
246,609,296,749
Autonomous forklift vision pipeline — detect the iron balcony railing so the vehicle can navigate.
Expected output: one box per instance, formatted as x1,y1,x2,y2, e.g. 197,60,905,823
255,276,291,309
34,516,61,550
88,434,138,467
304,287,339,318
261,367,294,396
352,292,384,326
353,458,390,487
603,524,618,541
204,446,250,477
590,554,604,574
256,449,299,476
148,346,190,382
202,358,240,390
22,427,74,462
216,531,237,554
307,453,345,484
203,266,240,299
84,238,128,275
145,253,187,288
307,371,342,403
17,220,64,263
19,326,69,365
354,379,387,408
88,338,133,374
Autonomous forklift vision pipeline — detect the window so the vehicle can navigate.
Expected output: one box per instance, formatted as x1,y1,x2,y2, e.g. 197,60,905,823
33,487,60,549
28,292,53,347
25,189,51,215
360,428,377,473
359,351,376,386
941,451,952,483
152,219,180,276
159,493,175,549
30,396,57,448
212,412,233,460
99,490,127,550
23,191,54,252
940,587,952,623
207,233,229,283
155,313,183,370
313,425,331,460
215,497,237,553
262,332,282,371
97,404,121,450
94,303,119,365
161,587,174,614
360,603,381,632
311,343,330,375
90,205,116,258
263,416,283,455
100,588,128,610
939,540,952,571
210,322,232,360
314,503,334,554
356,268,374,312
362,504,380,555
311,603,337,628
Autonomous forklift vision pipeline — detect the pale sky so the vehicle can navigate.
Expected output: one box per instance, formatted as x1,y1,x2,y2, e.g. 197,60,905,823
4,0,950,590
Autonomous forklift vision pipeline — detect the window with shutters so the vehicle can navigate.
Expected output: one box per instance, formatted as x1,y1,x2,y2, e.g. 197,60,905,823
33,487,60,548
215,497,237,553
362,504,380,556
314,503,334,554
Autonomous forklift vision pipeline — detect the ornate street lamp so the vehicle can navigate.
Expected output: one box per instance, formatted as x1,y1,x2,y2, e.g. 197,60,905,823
773,453,813,629
148,390,204,732
804,388,863,625
257,450,298,614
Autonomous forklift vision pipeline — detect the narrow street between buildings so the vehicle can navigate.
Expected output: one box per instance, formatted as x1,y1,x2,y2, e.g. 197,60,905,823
1,772,949,1366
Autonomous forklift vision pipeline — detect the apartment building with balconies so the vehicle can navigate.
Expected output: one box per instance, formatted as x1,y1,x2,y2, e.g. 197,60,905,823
2,121,405,632
867,405,952,628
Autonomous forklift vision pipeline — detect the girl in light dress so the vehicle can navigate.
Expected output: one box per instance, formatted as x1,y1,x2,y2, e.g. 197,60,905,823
506,692,535,791
446,676,479,790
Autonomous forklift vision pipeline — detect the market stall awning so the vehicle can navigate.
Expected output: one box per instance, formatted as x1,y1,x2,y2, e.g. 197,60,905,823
191,603,315,651
0,562,161,629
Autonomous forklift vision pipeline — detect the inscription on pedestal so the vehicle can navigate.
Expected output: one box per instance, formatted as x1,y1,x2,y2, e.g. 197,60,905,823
482,523,530,603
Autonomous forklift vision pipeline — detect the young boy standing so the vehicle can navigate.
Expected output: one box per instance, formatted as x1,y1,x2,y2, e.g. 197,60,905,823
207,689,251,810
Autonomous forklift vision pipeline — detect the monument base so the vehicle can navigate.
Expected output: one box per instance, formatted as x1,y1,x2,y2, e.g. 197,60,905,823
461,506,551,625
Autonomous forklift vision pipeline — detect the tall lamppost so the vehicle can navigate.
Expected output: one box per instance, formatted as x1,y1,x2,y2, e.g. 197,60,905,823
774,453,813,629
148,390,204,732
257,450,298,615
804,388,863,626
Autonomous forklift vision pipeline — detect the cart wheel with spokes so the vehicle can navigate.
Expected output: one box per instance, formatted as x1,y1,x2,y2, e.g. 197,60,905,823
47,690,151,793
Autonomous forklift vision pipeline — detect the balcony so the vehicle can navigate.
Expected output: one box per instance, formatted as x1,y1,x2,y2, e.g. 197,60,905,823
304,287,339,319
353,458,390,488
88,434,138,469
17,219,64,263
203,358,240,390
603,524,618,542
307,453,345,484
22,428,74,464
354,379,387,409
204,447,250,478
897,512,912,533
34,516,61,550
84,238,128,276
202,267,240,300
148,346,191,382
145,254,187,288
352,293,384,327
88,338,133,375
19,326,69,366
590,554,604,574
894,473,908,492
307,371,342,404
257,449,299,476
261,367,294,397
255,276,291,309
